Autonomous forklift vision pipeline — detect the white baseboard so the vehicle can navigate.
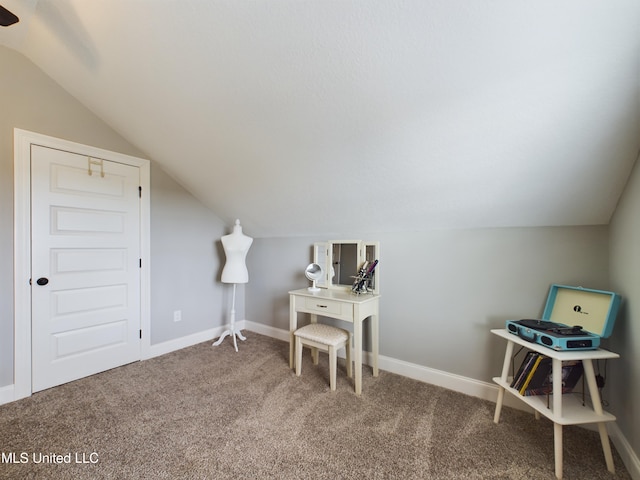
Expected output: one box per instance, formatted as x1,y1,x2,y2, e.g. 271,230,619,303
610,422,640,480
144,322,246,359
244,320,290,342
374,352,527,411
0,384,14,406
353,348,527,413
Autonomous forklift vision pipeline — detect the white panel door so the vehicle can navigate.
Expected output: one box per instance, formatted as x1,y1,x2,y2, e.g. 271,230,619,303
31,145,141,392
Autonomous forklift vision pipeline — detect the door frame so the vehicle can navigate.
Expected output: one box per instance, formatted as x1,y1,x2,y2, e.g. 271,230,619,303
13,128,151,400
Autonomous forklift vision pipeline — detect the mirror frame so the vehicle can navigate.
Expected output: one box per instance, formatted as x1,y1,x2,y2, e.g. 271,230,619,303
313,240,380,294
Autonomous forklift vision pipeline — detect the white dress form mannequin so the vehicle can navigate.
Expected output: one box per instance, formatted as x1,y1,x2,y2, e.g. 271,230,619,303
213,219,253,352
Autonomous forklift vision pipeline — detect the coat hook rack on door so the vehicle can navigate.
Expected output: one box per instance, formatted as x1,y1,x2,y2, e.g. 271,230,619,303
88,157,104,177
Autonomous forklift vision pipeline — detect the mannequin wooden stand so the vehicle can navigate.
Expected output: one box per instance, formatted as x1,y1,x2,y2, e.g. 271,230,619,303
213,283,245,352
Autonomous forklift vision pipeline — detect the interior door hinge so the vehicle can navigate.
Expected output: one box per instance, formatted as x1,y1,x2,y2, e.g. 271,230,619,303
138,186,142,198
139,329,142,339
139,258,142,268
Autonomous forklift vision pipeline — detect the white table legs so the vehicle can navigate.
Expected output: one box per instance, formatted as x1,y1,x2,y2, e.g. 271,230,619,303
583,359,615,474
493,340,514,424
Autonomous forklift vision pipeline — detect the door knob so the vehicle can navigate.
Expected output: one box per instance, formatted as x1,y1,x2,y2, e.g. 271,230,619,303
36,277,49,286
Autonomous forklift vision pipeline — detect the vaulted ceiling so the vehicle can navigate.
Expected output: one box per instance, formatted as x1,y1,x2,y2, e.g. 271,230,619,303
2,0,639,237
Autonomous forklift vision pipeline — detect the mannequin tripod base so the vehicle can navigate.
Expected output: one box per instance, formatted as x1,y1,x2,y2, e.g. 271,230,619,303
213,282,246,352
213,327,246,352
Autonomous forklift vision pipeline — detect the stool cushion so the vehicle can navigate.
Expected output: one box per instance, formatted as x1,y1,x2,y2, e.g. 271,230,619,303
294,323,349,346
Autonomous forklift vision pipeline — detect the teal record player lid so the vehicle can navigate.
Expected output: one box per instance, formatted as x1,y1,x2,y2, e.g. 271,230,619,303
542,284,622,338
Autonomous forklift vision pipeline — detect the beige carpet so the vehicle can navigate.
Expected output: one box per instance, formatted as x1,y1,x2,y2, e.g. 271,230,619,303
0,333,631,479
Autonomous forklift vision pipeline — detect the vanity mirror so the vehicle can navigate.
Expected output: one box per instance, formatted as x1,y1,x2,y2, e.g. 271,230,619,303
313,240,379,294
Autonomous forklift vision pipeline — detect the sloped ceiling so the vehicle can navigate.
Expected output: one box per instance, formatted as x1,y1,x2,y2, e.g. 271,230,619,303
2,0,639,237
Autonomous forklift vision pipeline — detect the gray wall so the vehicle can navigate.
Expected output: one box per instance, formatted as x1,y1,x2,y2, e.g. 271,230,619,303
247,226,609,381
149,165,229,344
609,158,640,459
0,46,228,387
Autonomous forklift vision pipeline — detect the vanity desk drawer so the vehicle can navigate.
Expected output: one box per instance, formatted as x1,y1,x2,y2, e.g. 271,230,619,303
303,297,353,322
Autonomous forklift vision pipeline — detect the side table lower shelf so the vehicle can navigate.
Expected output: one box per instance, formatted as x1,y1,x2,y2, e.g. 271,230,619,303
492,378,616,425
491,328,619,479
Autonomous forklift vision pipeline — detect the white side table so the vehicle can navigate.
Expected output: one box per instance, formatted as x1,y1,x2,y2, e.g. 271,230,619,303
491,328,619,479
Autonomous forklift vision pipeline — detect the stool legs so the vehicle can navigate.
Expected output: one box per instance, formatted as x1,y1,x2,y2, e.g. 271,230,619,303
295,336,303,377
294,337,351,390
346,334,352,378
329,345,337,390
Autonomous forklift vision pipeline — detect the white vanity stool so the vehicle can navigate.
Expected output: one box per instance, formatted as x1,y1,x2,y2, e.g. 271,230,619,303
294,323,352,391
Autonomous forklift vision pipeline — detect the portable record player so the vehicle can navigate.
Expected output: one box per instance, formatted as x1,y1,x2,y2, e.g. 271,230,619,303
506,284,622,351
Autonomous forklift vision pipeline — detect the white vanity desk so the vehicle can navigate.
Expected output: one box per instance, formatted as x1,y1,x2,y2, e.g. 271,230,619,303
289,288,380,395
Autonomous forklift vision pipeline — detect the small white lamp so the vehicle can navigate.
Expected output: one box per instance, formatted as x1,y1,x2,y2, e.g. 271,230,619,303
305,263,323,292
